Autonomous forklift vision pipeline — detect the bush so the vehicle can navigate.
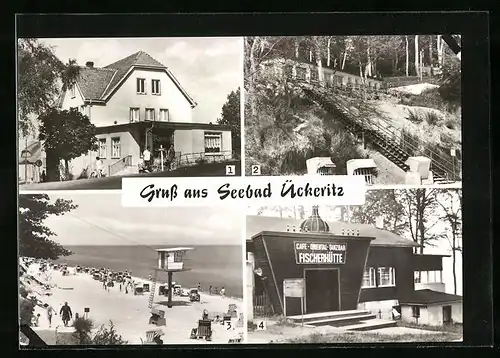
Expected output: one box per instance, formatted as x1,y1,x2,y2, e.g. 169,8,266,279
195,157,207,165
424,111,442,126
72,317,94,344
247,321,257,332
92,321,127,345
405,110,422,124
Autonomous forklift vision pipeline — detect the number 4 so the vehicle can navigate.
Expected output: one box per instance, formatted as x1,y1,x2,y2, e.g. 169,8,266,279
257,320,266,330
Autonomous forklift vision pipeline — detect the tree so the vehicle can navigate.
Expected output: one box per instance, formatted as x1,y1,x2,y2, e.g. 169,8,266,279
73,317,94,344
39,108,98,181
350,190,407,235
435,189,462,294
405,36,409,76
17,38,80,137
92,321,127,345
19,194,76,260
399,189,440,254
217,88,241,156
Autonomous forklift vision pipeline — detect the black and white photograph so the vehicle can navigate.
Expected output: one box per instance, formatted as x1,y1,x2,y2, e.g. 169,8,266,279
246,188,463,343
244,36,462,185
18,37,242,190
19,193,244,346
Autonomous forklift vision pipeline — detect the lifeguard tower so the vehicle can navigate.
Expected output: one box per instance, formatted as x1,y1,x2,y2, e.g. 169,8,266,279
149,247,193,310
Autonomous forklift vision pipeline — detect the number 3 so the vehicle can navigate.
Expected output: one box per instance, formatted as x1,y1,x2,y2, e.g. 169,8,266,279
226,321,232,330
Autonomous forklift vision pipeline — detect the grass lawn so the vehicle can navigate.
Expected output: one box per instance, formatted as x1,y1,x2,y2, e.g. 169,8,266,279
287,330,462,343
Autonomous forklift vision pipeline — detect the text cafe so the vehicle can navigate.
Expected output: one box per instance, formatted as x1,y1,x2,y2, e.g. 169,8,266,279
247,206,376,317
246,205,453,323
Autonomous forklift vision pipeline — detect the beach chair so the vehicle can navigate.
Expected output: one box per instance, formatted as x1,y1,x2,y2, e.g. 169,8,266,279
191,320,212,341
140,329,164,345
149,308,166,326
134,286,143,295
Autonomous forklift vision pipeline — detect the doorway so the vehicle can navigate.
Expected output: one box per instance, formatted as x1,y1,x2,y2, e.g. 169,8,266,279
304,269,340,314
443,305,452,324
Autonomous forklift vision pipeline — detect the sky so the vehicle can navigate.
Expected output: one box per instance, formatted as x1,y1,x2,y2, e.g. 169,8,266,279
42,193,243,247
39,37,243,124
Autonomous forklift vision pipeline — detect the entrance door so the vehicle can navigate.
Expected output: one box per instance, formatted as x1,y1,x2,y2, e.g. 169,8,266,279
443,305,452,324
305,269,340,314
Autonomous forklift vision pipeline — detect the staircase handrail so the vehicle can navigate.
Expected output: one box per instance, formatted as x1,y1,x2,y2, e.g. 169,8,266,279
109,154,133,176
301,84,461,181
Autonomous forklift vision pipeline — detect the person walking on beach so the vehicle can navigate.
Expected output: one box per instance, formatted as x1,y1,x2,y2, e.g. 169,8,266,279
60,302,73,327
44,303,57,328
220,287,225,299
209,285,212,295
198,282,202,292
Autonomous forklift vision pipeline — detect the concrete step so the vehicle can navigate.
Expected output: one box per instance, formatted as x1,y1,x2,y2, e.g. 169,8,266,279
344,319,397,331
305,313,377,327
287,310,371,324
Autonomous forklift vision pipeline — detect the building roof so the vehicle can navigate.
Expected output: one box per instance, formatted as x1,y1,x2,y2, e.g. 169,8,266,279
62,51,196,107
400,289,463,305
246,215,418,247
300,205,330,233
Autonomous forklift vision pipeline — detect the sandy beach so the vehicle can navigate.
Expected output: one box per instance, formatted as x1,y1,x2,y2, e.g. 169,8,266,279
25,263,244,345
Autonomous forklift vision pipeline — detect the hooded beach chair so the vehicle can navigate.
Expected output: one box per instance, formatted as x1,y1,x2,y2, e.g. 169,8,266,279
141,329,164,345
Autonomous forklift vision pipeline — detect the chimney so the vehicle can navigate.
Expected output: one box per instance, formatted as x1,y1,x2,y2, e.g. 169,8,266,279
375,216,384,229
86,61,94,68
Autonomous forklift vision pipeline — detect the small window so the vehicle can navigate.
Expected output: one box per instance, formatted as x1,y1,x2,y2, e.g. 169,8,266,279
137,78,146,94
159,109,169,122
414,271,421,284
361,267,376,288
130,108,140,122
296,67,307,80
310,68,319,81
204,132,222,154
152,79,161,95
378,267,396,287
145,108,155,121
411,305,420,318
71,85,76,98
98,138,107,159
111,137,121,158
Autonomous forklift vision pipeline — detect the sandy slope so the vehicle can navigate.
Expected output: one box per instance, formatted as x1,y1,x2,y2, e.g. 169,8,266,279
27,264,244,345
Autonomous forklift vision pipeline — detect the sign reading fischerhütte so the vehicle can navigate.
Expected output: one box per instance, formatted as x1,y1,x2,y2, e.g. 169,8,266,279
294,241,347,264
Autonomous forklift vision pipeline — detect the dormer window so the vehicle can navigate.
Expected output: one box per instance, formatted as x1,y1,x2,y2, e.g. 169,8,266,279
152,79,161,95
137,78,146,94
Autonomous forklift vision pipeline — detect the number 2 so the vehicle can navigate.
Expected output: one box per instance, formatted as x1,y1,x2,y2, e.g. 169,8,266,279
252,165,261,175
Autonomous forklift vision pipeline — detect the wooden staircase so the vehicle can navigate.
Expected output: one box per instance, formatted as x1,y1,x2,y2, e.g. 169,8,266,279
300,83,459,183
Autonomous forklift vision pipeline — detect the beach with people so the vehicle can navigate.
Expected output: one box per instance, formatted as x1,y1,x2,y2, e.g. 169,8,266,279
20,257,244,345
